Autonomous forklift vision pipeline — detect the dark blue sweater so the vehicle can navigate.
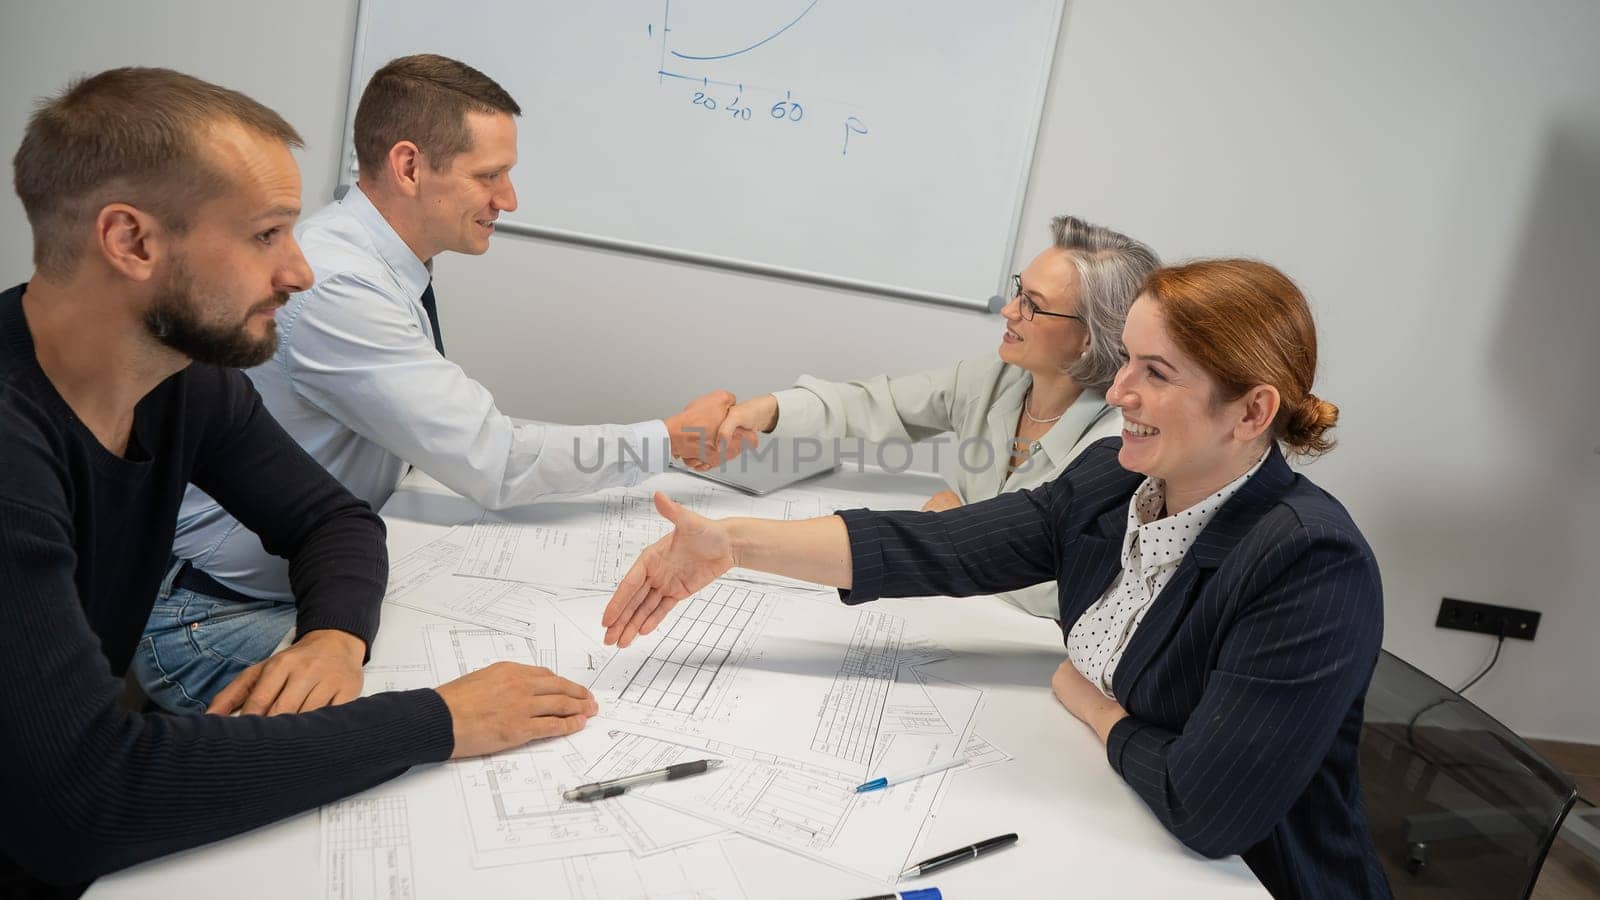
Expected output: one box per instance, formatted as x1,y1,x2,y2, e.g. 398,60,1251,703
0,284,453,896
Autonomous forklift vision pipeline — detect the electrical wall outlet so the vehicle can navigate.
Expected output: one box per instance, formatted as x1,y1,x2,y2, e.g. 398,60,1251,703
1435,597,1540,641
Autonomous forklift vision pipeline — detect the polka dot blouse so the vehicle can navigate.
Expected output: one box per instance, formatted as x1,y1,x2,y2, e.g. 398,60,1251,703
1066,448,1271,698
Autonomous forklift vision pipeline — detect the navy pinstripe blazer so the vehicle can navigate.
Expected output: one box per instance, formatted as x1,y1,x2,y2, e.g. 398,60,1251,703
837,439,1392,898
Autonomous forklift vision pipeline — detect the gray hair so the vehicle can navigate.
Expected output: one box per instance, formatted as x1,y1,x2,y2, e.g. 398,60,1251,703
1052,215,1160,393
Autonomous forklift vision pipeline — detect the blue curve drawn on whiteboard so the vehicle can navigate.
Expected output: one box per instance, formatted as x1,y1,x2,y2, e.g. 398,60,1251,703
669,0,820,61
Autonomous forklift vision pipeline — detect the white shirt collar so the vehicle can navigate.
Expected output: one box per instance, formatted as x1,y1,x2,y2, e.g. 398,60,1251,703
341,185,432,301
1124,446,1273,568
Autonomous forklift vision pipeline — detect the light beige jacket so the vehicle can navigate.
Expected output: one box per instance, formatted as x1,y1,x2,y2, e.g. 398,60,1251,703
769,354,1122,617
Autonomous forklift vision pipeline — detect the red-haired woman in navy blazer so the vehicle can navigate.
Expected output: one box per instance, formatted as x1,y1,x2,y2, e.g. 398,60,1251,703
602,259,1389,899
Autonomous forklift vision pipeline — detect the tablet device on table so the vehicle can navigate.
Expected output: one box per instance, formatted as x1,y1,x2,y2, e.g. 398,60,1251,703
672,439,839,496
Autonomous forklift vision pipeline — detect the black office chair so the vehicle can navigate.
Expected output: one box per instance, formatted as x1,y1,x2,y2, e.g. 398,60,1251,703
1359,650,1577,899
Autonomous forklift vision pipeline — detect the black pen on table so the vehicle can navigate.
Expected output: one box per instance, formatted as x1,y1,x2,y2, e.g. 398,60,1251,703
561,758,722,802
900,832,1018,879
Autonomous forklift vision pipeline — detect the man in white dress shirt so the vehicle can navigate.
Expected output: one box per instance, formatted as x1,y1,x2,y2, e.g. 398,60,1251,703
136,54,735,715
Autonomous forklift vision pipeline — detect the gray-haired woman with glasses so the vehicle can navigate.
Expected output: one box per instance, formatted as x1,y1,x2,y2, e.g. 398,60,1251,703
712,215,1158,617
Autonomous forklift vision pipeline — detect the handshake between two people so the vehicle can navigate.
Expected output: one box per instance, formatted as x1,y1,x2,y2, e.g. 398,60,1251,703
215,392,951,761
662,391,780,472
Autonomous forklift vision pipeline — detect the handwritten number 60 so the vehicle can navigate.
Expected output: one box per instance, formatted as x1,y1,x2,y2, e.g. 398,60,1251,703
770,96,804,122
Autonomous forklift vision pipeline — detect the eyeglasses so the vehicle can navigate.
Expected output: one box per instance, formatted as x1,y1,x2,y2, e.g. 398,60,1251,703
1011,274,1084,323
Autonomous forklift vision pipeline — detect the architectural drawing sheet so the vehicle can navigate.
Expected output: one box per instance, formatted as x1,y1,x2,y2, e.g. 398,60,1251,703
563,728,733,857
582,673,980,885
958,731,1014,772
387,527,565,640
544,841,748,900
320,773,749,899
385,535,613,682
322,796,415,900
422,625,628,867
453,473,824,590
585,580,941,776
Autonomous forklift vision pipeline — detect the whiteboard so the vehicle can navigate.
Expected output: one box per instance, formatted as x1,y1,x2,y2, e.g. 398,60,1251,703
341,0,1066,309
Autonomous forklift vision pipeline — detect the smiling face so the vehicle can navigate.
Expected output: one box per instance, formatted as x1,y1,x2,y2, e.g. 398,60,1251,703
998,248,1091,377
416,110,518,256
143,122,312,367
1107,296,1263,494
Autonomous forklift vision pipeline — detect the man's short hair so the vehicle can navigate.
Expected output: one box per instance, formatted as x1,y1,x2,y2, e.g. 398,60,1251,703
12,67,303,280
353,53,521,178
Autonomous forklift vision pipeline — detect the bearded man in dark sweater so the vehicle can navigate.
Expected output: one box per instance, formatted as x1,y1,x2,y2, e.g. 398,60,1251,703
0,68,599,898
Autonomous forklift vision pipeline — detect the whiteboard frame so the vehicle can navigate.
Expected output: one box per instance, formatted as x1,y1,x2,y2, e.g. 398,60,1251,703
338,0,1069,314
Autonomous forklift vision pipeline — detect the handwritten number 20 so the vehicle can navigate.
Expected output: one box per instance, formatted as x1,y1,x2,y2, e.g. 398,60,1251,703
692,92,717,111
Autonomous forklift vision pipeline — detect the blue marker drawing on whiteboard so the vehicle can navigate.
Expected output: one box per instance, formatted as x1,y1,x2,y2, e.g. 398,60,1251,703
656,0,673,80
653,1,869,150
771,91,804,122
668,0,821,61
659,70,741,90
843,116,868,155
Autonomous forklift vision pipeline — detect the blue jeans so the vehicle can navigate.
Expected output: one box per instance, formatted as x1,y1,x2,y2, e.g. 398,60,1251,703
132,559,297,714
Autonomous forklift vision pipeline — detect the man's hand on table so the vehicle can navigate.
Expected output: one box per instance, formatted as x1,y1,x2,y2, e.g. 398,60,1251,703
207,628,366,716
436,662,599,758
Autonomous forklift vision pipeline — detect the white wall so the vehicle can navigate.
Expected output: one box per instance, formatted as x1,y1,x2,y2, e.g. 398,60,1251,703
0,0,359,261
2,0,1597,741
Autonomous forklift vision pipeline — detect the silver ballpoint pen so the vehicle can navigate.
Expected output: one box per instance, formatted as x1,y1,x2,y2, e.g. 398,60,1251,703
562,758,723,803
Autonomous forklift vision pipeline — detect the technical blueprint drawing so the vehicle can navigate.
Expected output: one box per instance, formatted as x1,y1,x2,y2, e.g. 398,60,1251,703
387,541,606,681
585,581,935,775
321,795,415,900
563,730,733,857
319,772,749,899
452,473,823,590
360,662,435,697
386,527,571,641
423,625,627,867
957,731,1014,772
550,840,747,900
588,687,979,885
879,667,954,737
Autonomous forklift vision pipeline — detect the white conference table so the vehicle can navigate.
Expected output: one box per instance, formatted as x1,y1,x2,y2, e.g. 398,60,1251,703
91,465,1267,899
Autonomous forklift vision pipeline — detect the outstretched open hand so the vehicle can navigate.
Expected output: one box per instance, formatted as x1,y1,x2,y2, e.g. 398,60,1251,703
601,492,736,647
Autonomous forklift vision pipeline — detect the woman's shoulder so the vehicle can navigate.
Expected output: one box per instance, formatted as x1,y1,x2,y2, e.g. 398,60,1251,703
942,354,1022,428
1035,437,1143,528
1277,474,1372,548
949,354,1018,393
1235,469,1381,597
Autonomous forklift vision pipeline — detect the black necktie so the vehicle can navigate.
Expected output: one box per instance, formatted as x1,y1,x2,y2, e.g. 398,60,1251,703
419,281,444,356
